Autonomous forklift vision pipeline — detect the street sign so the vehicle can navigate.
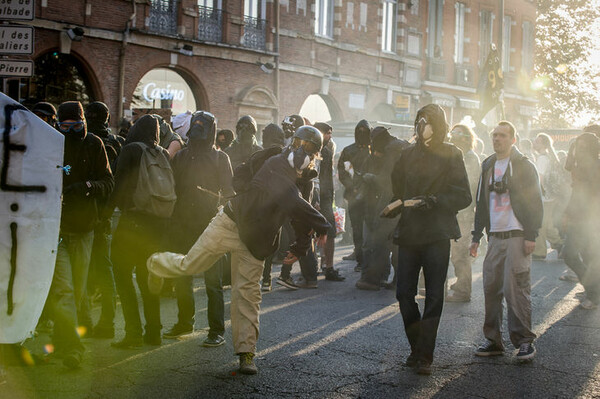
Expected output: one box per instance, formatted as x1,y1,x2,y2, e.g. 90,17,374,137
0,0,34,21
0,59,32,77
0,25,33,55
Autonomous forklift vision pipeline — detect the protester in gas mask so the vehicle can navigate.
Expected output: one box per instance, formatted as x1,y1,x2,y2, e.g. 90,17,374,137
386,104,471,375
338,119,371,272
471,121,542,363
45,101,113,368
147,125,330,375
164,111,235,347
356,127,407,291
226,115,263,168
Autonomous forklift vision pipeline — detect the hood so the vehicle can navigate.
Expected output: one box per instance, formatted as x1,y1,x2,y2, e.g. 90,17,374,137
415,104,448,149
126,114,159,146
354,119,371,146
87,121,110,138
262,123,285,148
370,126,393,153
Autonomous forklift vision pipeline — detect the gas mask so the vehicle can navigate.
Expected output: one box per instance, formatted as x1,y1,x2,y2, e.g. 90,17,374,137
236,115,257,143
415,117,434,147
288,146,312,171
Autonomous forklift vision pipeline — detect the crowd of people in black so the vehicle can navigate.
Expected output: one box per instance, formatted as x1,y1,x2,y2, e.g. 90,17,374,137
1,98,599,379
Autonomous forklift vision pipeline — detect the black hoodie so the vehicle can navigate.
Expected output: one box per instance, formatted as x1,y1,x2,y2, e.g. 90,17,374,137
337,120,371,201
110,115,170,212
472,147,543,243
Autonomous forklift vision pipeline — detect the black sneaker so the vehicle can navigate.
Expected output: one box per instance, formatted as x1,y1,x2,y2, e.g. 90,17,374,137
325,268,345,281
202,335,225,347
355,279,380,291
239,352,258,375
516,342,536,361
276,276,299,290
144,331,162,346
475,341,504,357
163,325,194,339
62,350,83,369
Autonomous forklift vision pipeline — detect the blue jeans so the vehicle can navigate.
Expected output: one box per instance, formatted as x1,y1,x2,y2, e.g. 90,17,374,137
47,231,93,354
396,239,450,364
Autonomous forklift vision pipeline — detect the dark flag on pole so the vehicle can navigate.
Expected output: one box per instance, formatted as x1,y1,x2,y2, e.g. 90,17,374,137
478,44,504,121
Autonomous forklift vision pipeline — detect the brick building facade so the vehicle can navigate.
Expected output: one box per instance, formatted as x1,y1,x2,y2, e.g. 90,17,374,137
9,0,537,139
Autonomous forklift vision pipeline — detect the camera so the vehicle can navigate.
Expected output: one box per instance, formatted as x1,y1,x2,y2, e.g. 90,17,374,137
489,180,508,194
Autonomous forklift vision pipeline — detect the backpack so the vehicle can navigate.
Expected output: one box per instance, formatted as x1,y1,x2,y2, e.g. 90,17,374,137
232,146,282,193
131,142,177,217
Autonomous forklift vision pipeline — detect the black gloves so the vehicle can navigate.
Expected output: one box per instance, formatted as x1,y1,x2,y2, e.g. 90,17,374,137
63,181,92,197
410,195,437,211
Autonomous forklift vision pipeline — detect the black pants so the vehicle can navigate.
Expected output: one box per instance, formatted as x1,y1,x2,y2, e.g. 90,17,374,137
348,199,365,266
112,212,164,338
396,240,450,364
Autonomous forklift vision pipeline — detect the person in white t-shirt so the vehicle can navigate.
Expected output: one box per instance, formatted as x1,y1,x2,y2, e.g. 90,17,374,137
470,121,543,362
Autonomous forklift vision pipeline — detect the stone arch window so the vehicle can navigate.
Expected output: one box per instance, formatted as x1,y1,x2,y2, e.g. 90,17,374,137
236,85,278,140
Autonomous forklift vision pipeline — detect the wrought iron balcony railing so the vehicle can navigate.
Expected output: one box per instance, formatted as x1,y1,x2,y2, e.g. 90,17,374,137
198,6,223,42
148,0,179,36
241,15,266,51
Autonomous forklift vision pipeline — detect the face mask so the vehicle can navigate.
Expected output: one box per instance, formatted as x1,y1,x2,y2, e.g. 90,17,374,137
416,117,434,147
237,124,255,142
288,147,311,171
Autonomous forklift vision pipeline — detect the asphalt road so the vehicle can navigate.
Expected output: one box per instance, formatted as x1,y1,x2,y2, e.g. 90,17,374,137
1,244,599,399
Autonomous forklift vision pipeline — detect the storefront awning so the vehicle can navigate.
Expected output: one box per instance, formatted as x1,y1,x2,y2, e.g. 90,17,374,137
424,91,456,108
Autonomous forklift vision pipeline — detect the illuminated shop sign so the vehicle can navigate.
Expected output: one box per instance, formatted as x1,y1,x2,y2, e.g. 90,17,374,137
142,82,185,102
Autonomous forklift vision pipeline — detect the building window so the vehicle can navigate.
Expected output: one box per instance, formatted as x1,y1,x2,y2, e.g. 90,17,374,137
148,0,179,36
479,10,494,65
359,2,368,32
242,0,267,50
404,65,421,87
407,31,422,57
410,0,419,16
346,2,354,29
427,0,443,57
454,2,466,64
502,15,512,72
522,20,534,74
381,0,397,52
315,0,334,38
198,0,223,42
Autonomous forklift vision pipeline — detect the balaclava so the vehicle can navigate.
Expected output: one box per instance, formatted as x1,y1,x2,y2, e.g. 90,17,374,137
235,115,257,144
85,101,110,136
57,101,87,141
189,111,217,152
262,123,285,148
354,119,371,147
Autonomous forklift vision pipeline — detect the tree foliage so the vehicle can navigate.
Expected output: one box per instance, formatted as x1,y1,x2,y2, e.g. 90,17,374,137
535,0,600,128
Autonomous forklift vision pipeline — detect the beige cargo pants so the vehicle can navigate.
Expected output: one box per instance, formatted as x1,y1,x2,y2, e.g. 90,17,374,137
147,209,264,354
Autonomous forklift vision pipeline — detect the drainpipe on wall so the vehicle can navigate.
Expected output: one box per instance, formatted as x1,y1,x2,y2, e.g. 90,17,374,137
274,0,280,122
117,0,137,121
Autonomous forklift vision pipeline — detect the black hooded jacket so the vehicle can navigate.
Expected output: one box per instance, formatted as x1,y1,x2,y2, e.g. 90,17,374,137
110,115,170,212
61,127,114,234
225,136,263,169
228,153,330,260
391,141,472,246
337,120,371,201
88,121,125,170
170,145,234,253
472,147,543,243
